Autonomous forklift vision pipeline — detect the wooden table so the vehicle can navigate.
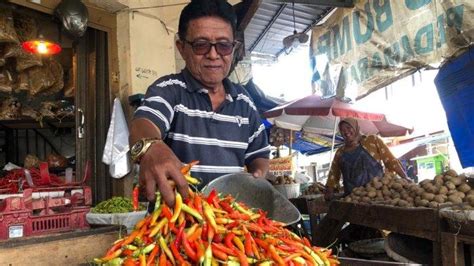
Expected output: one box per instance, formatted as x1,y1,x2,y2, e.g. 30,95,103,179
0,225,123,265
308,201,442,265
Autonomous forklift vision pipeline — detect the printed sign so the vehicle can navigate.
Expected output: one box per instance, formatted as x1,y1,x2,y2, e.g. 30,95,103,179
310,0,474,99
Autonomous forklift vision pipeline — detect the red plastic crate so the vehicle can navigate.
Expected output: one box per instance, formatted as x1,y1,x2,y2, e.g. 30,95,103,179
0,187,91,239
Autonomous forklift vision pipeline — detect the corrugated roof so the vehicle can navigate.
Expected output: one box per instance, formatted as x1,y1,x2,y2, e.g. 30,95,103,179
245,2,333,57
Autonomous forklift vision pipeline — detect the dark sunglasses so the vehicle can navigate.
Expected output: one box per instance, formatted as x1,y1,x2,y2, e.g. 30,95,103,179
184,39,236,55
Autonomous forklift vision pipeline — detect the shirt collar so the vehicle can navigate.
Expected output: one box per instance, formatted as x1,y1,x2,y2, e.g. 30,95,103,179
181,68,238,98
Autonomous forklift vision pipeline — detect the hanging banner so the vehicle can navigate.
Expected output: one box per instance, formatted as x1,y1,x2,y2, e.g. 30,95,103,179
310,0,474,100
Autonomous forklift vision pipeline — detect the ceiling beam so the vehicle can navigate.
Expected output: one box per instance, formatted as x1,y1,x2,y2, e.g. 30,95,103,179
236,0,263,32
265,0,354,8
248,3,287,52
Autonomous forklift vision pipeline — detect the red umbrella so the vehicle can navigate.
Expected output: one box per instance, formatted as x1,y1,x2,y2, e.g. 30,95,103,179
264,95,413,137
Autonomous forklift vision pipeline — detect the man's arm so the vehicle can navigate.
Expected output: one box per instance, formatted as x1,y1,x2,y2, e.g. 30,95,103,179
247,157,269,178
129,118,188,207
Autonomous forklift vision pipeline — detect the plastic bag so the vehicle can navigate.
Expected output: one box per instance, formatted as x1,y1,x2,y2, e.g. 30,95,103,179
13,13,37,43
0,68,13,92
0,9,19,43
14,71,29,92
3,43,21,59
47,153,68,168
47,59,64,94
16,48,42,71
102,98,131,179
54,0,89,38
0,45,5,67
0,97,21,119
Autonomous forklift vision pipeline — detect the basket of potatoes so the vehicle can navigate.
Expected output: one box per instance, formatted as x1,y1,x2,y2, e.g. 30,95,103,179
270,175,301,199
342,170,473,209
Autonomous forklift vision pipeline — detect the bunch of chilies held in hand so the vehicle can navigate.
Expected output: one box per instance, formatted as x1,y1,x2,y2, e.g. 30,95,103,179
95,162,339,266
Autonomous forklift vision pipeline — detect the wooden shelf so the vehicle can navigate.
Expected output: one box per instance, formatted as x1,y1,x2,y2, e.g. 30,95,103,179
0,117,75,129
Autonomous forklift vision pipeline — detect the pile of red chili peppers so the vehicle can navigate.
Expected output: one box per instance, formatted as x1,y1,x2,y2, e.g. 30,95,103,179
0,168,63,194
94,163,339,266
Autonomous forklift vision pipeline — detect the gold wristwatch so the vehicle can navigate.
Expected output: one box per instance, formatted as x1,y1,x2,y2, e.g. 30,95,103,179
130,138,161,163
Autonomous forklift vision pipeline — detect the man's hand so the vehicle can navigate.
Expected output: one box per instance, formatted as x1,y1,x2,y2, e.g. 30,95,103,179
324,187,334,201
247,158,269,179
139,142,189,207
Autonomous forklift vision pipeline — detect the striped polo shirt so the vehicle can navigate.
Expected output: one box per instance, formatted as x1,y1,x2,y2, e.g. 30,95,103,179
134,69,271,186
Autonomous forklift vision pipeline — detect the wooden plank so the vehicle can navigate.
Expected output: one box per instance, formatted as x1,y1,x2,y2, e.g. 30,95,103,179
306,199,329,215
0,226,122,265
325,201,439,240
440,233,464,266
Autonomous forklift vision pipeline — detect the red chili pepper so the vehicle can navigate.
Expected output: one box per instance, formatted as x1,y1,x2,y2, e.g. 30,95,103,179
123,258,136,266
170,242,187,265
159,251,166,266
105,239,124,256
122,249,134,257
211,242,237,256
206,189,218,204
133,185,139,211
146,245,160,266
244,232,254,257
201,223,209,241
225,221,239,230
303,237,311,247
161,205,173,220
193,193,203,214
219,201,234,213
212,233,224,243
188,227,202,243
254,238,269,251
211,244,229,261
224,232,236,250
182,233,198,262
180,160,199,175
174,222,186,248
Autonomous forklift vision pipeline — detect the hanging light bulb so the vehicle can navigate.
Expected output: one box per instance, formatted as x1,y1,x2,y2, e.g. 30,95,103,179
22,35,62,56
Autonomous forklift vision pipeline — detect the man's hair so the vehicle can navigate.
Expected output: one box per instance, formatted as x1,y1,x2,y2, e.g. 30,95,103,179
178,0,237,40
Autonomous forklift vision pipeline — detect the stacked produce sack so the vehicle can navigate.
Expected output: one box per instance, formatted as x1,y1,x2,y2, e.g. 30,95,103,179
343,170,473,209
94,163,340,265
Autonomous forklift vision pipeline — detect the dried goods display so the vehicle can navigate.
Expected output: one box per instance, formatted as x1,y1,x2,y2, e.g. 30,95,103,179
94,163,340,265
342,170,473,209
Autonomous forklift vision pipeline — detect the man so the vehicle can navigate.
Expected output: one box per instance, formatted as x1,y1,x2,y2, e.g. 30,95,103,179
129,0,270,207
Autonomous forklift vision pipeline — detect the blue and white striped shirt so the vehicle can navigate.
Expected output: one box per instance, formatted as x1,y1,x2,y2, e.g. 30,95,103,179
134,69,270,186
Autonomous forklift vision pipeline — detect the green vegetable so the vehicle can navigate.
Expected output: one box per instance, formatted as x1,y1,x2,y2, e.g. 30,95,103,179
91,197,145,213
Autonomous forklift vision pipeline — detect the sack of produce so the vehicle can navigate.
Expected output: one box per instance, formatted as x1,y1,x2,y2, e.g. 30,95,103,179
46,153,68,168
0,9,19,43
0,68,13,92
87,197,147,233
0,97,21,119
13,13,37,43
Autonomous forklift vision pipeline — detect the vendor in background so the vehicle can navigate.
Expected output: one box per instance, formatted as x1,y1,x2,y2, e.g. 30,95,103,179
324,118,408,200
129,0,270,207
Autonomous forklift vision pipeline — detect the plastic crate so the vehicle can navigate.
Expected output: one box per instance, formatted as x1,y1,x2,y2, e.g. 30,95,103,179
0,206,90,239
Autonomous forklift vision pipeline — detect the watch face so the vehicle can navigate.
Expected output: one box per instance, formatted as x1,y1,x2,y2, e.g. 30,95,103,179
131,140,144,156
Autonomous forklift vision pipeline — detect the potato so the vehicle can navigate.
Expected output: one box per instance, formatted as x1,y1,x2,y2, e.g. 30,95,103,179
376,191,383,198
391,183,403,191
419,199,429,207
438,186,448,195
361,196,371,203
445,181,456,190
466,195,474,206
453,192,465,199
448,195,463,204
458,183,471,193
381,178,391,185
428,201,439,208
425,184,438,194
367,186,377,193
467,190,474,197
450,176,464,186
422,192,436,201
398,200,408,207
445,169,458,177
420,179,431,186
368,191,377,198
382,188,391,196
373,181,383,189
433,195,446,204
344,197,352,202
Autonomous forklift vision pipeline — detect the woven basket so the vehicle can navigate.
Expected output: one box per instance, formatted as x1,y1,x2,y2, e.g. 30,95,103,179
274,183,301,199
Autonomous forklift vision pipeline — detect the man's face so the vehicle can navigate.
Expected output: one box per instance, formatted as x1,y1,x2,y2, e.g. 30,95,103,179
177,16,234,89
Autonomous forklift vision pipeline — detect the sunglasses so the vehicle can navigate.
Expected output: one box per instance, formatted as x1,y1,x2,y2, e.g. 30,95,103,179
184,39,236,56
